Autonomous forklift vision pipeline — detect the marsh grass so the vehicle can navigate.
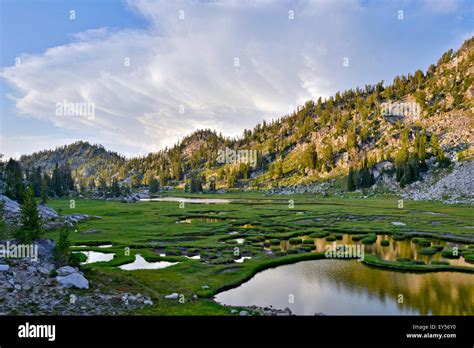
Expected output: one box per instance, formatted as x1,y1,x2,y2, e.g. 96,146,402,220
42,193,474,314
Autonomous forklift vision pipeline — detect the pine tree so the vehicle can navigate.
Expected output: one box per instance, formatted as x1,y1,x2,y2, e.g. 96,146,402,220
346,125,357,149
31,166,42,197
61,165,74,192
187,173,203,193
226,169,237,188
437,148,451,168
4,158,25,202
149,177,159,194
197,175,203,192
51,163,62,197
209,177,216,192
53,226,72,266
275,161,283,178
347,167,357,191
98,178,108,195
40,174,49,204
430,133,440,156
302,144,317,172
16,186,42,243
111,178,121,197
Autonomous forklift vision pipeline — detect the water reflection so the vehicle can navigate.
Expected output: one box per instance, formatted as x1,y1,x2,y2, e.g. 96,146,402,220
141,197,230,204
119,254,179,270
73,251,115,264
215,260,474,315
234,256,252,263
277,234,472,267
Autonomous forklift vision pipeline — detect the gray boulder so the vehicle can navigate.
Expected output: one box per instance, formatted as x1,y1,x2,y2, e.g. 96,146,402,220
0,194,20,222
36,239,55,261
1,194,60,225
56,273,89,289
164,293,179,299
56,266,77,276
38,204,59,220
38,263,54,275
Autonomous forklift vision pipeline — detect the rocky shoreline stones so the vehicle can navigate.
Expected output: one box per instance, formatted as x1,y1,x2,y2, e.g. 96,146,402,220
0,239,154,315
55,266,89,289
164,293,179,299
1,194,101,230
227,305,293,316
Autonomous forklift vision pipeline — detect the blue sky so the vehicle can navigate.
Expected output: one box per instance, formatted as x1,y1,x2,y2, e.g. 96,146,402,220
0,0,472,159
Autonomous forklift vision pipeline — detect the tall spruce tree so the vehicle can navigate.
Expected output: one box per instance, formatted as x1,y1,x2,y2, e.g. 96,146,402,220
149,177,159,194
4,158,25,202
347,167,357,191
16,186,42,243
111,178,121,197
61,165,74,193
30,167,42,197
51,163,62,197
40,173,50,204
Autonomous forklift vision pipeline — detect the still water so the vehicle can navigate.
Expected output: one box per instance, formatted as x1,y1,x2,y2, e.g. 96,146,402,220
277,234,473,267
215,259,474,315
72,251,115,264
141,197,231,204
119,254,179,270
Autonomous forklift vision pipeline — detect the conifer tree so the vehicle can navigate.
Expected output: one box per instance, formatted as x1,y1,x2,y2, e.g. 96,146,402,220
209,177,216,192
149,177,159,194
40,174,49,204
4,158,25,202
347,167,357,191
16,186,42,243
31,166,42,197
51,163,62,197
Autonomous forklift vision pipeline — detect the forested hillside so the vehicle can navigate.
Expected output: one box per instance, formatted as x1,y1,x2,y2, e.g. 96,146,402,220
3,37,472,198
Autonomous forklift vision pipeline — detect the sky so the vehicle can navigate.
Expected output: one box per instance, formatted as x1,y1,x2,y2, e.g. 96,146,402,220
0,0,472,159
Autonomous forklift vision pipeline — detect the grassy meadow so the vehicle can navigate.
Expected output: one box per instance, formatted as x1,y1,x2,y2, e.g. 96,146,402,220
45,192,474,315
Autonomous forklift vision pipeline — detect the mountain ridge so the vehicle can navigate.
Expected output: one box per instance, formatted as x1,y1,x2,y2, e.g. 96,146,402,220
8,37,474,192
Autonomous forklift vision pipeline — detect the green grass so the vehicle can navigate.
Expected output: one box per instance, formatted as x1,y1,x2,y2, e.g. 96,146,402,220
412,238,432,247
363,255,474,273
41,192,474,315
463,253,474,263
418,247,438,255
441,249,461,259
361,235,377,244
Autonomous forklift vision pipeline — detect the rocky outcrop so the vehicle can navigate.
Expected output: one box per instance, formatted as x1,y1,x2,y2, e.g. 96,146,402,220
164,293,179,299
228,305,293,316
0,194,20,223
38,205,60,220
120,193,150,203
0,194,100,229
63,213,98,225
0,194,61,224
265,180,333,195
56,266,89,289
0,238,154,315
401,160,474,203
